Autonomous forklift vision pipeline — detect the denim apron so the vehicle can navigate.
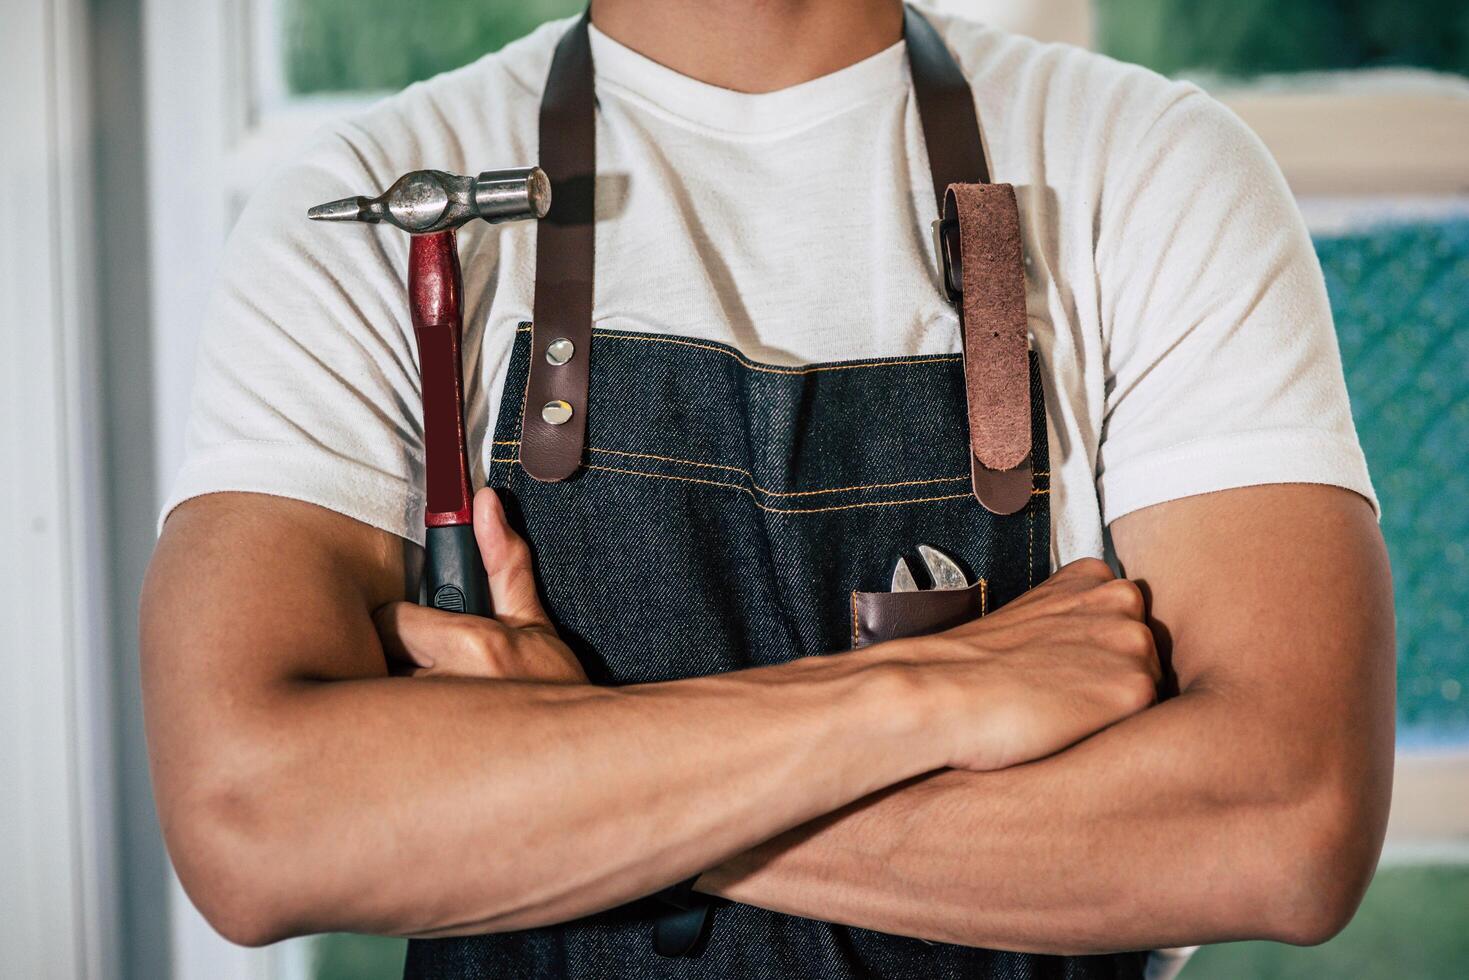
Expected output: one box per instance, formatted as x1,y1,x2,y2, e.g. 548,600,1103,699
404,7,1147,979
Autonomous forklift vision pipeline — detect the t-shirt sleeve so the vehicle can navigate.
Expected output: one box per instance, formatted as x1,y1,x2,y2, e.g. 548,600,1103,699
1092,89,1377,524
158,125,427,541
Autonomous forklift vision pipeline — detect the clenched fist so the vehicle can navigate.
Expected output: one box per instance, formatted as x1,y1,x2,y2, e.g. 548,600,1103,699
875,558,1162,772
374,489,587,685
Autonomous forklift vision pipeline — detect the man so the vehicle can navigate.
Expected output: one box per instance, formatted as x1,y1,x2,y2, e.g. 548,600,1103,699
141,1,1394,977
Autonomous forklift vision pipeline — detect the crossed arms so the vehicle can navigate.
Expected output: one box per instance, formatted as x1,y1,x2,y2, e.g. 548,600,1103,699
140,481,1392,951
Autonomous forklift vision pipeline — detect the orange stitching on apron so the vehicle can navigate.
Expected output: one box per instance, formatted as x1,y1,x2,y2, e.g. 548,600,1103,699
980,578,989,615
514,324,963,375
1026,494,1035,589
581,463,974,515
592,449,972,497
589,447,754,477
850,592,859,647
594,331,963,376
493,455,1045,500
493,440,970,497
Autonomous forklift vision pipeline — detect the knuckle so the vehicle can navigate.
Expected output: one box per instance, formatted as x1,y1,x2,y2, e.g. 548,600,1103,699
1066,557,1115,582
1111,619,1156,658
1097,578,1146,618
1119,672,1158,711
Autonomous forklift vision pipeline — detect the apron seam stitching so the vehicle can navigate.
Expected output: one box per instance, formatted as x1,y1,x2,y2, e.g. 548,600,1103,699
494,440,1049,495
490,456,1049,510
517,323,965,376
599,332,964,375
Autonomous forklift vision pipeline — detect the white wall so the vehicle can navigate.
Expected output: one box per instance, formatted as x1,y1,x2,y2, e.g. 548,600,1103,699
0,1,120,977
929,0,1093,46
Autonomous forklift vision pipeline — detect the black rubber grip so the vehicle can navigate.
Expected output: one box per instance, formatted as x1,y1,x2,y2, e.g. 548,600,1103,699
425,524,491,617
653,877,712,957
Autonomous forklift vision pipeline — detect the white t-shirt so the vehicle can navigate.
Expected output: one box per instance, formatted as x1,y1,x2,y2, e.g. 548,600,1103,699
162,11,1376,567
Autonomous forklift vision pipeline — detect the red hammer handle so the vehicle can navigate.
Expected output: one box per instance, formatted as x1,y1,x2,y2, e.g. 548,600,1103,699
409,230,475,528
409,231,490,616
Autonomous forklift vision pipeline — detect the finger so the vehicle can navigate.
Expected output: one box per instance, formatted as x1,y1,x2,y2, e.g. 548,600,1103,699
474,488,553,630
373,601,444,670
376,600,519,679
1056,557,1116,584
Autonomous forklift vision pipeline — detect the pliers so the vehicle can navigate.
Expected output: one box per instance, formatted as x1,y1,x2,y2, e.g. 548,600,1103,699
891,544,969,593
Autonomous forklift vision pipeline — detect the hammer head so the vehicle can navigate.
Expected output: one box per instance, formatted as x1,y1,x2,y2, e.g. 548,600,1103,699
308,167,551,235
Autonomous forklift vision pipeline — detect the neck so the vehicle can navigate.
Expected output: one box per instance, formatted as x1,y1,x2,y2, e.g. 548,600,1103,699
588,0,905,93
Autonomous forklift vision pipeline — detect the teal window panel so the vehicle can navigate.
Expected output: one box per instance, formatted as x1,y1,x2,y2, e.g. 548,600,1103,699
1316,219,1469,745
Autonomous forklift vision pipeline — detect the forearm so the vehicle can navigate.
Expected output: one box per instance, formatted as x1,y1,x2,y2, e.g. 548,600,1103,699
165,651,929,945
701,683,1389,953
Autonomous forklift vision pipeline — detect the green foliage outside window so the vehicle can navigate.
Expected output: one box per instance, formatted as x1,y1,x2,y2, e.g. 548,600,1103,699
1095,0,1469,78
283,0,584,95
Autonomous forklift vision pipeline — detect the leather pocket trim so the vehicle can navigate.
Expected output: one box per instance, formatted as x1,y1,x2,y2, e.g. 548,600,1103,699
850,580,987,649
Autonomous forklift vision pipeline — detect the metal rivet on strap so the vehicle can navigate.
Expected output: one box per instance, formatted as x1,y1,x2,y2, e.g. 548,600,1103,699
541,400,573,425
545,338,575,365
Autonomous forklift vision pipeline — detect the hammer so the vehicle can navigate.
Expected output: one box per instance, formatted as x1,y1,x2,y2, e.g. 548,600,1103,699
309,168,551,616
310,169,700,951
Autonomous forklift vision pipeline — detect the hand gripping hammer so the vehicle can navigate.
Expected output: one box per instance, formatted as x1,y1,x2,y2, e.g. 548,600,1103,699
309,168,551,616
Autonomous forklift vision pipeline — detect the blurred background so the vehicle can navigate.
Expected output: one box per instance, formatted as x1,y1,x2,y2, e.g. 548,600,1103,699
2,1,1464,977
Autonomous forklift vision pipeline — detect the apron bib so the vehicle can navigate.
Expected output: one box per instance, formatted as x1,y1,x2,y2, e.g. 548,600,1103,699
406,6,1146,978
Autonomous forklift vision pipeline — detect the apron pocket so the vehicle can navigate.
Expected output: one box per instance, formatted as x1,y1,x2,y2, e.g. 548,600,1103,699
850,580,986,648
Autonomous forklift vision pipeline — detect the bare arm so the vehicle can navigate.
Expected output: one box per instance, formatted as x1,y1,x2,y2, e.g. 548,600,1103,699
141,489,1157,945
697,484,1395,952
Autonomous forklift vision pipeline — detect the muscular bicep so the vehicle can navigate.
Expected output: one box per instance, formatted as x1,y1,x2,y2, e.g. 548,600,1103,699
1110,484,1394,759
141,494,419,810
144,492,416,682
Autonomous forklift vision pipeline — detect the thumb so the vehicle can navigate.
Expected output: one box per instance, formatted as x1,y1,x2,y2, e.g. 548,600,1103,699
473,487,552,631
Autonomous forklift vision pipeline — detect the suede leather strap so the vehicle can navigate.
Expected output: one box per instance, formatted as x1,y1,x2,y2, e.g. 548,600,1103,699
908,5,1032,515
945,184,1033,514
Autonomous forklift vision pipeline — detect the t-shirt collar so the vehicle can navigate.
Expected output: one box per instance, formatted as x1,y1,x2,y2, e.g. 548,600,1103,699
586,21,908,137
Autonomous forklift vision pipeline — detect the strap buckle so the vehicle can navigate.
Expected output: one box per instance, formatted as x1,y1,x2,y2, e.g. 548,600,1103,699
932,216,963,304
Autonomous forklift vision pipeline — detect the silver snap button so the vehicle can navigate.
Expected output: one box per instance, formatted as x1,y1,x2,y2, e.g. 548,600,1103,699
541,400,573,425
545,338,575,366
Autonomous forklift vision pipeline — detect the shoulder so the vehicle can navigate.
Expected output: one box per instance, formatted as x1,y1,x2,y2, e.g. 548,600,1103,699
927,8,1200,130
922,9,1262,192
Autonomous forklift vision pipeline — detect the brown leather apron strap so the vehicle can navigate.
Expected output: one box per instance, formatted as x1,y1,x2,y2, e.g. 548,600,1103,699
943,184,1033,514
523,5,1029,512
903,4,989,200
908,5,1033,515
522,13,596,482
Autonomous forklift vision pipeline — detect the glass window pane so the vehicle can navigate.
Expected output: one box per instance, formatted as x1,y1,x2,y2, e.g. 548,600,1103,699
280,0,585,95
1094,0,1469,77
1317,215,1469,746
